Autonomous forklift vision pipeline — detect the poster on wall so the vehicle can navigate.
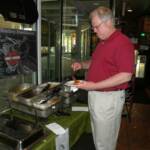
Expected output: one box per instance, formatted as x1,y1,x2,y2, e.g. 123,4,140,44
0,28,37,78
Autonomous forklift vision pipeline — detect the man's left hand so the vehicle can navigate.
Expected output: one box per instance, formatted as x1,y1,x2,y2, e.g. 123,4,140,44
74,81,96,91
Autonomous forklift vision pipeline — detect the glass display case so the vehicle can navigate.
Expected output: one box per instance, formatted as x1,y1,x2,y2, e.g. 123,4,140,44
135,55,146,78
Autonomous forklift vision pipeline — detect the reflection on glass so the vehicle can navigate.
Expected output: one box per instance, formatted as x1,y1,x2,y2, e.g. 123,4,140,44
41,0,92,81
62,0,91,80
41,0,62,81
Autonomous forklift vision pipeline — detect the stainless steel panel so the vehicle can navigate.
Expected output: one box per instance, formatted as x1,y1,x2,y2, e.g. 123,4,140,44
0,114,44,149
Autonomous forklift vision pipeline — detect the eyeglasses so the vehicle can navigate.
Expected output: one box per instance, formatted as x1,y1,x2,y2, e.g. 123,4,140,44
92,21,104,30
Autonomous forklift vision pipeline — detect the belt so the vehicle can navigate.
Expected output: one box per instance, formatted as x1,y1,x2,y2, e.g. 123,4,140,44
100,89,124,92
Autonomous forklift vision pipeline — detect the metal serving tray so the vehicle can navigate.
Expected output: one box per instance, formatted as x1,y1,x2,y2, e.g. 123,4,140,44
11,82,60,106
10,96,62,118
8,82,62,118
0,114,44,150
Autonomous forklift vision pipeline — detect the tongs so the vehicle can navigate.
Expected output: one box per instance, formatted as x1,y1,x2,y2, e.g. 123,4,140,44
72,70,77,81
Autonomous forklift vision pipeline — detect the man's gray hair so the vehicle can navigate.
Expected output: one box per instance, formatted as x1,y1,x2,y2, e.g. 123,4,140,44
89,6,114,23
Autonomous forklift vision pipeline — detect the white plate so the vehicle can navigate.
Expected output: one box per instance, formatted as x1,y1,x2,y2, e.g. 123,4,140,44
64,80,83,92
65,80,83,86
65,80,75,86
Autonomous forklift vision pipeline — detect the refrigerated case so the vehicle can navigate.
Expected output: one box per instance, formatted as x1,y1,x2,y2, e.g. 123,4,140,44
135,55,146,78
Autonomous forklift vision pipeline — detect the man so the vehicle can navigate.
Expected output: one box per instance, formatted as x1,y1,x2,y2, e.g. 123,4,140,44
71,6,134,150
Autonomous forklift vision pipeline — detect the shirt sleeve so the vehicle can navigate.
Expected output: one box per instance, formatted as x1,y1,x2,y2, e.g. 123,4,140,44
115,41,135,73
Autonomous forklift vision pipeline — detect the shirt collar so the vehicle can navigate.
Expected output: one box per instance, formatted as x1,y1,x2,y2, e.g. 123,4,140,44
101,30,120,43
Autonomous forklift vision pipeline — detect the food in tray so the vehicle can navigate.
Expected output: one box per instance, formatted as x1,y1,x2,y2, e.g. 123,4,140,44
47,97,61,105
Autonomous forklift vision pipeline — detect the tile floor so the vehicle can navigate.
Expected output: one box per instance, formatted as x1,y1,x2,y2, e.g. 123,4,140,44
117,103,150,150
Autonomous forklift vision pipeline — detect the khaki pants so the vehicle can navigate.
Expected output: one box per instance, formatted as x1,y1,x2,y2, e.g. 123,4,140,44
88,90,125,150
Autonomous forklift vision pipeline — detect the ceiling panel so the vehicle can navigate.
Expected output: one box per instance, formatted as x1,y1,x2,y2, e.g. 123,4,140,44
42,0,110,25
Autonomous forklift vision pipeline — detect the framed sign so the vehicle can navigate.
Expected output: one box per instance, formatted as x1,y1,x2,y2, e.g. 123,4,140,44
0,28,37,78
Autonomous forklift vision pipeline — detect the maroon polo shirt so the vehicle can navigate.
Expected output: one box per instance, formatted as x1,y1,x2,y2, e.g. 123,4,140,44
86,30,134,91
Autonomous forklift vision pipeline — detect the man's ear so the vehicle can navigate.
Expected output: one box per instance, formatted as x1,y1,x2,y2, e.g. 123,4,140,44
105,19,113,27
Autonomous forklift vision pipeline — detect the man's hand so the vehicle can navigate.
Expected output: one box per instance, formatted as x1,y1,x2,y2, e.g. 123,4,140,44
71,62,82,71
73,80,96,91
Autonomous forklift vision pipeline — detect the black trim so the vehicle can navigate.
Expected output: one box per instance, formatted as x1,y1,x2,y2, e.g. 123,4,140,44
0,0,38,24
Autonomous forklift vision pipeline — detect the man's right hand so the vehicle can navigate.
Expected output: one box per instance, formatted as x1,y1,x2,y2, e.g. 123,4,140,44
71,62,82,71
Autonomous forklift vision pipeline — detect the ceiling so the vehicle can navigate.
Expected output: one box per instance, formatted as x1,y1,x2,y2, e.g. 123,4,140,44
0,0,149,25
127,0,150,16
41,0,150,27
42,0,110,25
115,0,150,19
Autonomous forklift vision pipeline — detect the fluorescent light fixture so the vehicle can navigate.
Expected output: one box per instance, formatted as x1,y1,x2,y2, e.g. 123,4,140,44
93,2,100,6
127,9,133,12
42,0,57,1
23,27,32,31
